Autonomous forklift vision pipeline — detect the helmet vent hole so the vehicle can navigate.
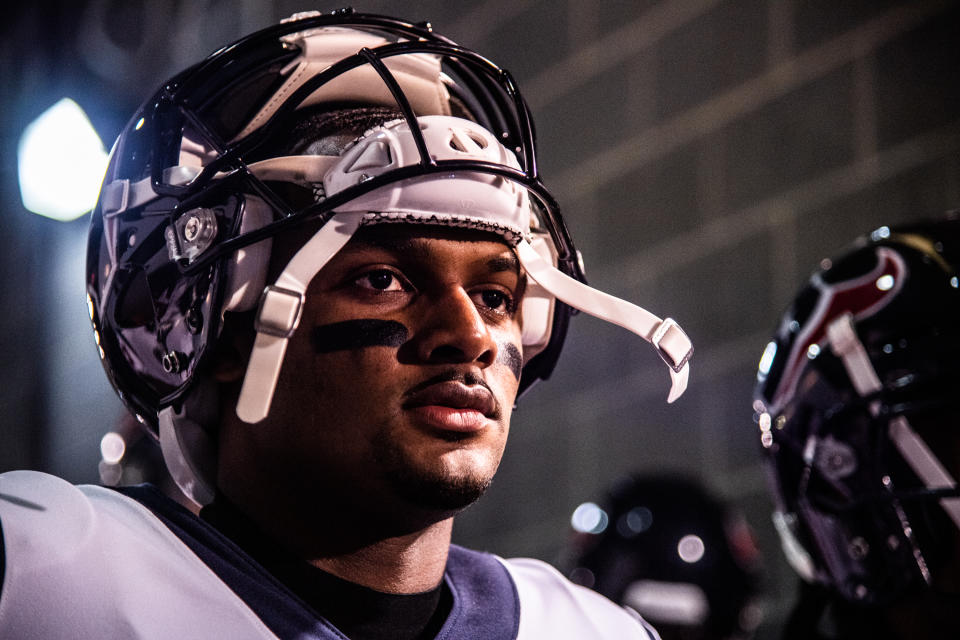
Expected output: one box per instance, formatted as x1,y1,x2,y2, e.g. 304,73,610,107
448,130,488,153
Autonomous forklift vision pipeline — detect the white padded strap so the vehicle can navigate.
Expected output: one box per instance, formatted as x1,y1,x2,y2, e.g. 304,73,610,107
243,155,340,183
889,416,960,530
515,240,691,403
236,212,365,423
827,313,960,530
826,313,883,401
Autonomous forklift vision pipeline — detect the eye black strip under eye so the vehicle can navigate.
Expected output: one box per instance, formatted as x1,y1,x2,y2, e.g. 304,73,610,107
310,319,408,353
500,343,523,380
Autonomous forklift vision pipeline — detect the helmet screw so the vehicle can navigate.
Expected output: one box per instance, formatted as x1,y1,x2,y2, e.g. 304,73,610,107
854,584,868,600
887,535,900,550
161,351,182,374
183,215,202,241
169,208,218,262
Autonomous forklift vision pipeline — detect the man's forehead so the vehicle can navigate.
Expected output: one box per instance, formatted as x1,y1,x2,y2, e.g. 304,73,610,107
347,224,519,269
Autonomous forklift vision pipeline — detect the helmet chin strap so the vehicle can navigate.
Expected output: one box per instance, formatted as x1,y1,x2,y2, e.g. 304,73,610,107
514,241,692,403
827,312,960,531
235,212,365,423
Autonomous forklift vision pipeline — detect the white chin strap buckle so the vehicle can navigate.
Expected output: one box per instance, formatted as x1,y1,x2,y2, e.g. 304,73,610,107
653,318,694,371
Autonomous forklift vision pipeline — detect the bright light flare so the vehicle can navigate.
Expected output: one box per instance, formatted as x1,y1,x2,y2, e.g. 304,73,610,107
757,341,777,379
571,502,609,534
100,431,126,464
17,98,108,221
677,534,705,563
876,274,895,291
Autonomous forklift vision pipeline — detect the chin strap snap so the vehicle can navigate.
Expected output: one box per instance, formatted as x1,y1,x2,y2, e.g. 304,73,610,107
515,241,692,402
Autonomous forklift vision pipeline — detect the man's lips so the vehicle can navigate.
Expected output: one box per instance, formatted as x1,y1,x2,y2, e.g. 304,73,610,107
403,380,498,432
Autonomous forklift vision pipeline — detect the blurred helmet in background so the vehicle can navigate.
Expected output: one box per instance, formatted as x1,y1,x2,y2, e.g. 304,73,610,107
753,215,960,606
567,474,763,640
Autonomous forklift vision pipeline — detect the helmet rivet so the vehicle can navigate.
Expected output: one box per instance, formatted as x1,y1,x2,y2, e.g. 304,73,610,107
887,535,900,550
161,351,182,374
854,584,868,599
183,215,201,241
169,207,218,262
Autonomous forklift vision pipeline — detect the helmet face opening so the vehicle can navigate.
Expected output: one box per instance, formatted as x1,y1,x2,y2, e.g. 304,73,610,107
754,218,960,605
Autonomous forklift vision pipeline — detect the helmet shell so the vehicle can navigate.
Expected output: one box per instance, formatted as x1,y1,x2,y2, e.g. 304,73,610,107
754,215,960,604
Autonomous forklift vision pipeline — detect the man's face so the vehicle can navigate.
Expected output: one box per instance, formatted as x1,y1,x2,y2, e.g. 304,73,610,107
256,224,525,522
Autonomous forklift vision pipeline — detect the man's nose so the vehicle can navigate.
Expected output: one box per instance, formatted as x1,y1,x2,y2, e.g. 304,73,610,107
414,287,498,367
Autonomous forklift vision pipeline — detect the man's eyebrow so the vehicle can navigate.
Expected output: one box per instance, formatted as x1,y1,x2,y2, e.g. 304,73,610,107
486,253,519,274
354,235,424,255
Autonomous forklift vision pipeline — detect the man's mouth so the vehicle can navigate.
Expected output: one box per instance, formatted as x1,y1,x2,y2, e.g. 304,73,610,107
403,377,498,432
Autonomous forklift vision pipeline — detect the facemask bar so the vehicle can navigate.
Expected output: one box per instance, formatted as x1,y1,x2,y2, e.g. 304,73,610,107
796,311,960,595
764,312,960,600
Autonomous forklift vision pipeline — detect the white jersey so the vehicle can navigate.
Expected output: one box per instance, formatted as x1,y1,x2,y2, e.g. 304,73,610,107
0,471,657,640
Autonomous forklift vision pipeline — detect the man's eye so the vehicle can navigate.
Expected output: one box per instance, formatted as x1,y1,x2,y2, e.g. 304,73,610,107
356,270,405,292
477,289,513,312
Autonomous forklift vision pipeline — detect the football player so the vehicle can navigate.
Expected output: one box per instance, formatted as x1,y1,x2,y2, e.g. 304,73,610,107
0,10,693,639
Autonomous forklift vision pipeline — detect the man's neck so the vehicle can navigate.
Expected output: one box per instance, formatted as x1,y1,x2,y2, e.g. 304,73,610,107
214,483,454,594
307,522,453,593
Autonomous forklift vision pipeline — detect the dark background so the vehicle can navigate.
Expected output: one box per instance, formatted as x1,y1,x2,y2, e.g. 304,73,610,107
2,1,959,636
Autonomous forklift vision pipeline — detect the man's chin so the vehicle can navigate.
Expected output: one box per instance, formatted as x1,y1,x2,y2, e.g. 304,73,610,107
385,467,493,512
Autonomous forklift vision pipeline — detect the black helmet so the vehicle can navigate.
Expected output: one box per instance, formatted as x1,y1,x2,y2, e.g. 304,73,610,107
87,10,692,503
567,474,762,640
753,215,960,605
